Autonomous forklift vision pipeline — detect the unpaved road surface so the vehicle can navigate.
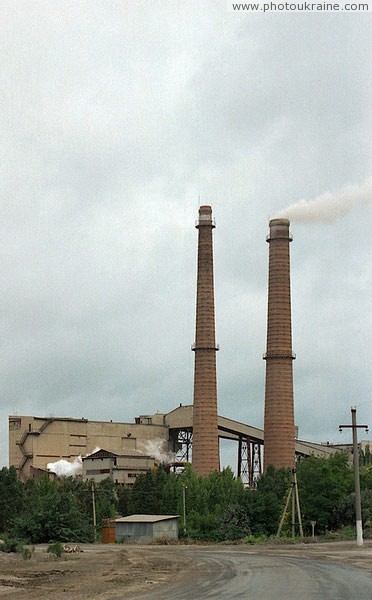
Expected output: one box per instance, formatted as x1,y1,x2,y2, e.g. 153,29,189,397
133,546,372,599
0,541,371,599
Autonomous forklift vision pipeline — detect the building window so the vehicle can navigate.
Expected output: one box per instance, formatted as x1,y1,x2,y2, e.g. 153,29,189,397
86,468,110,475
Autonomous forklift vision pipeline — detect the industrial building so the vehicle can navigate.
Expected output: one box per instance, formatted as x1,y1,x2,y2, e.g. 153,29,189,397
9,405,338,485
9,413,168,481
82,448,157,485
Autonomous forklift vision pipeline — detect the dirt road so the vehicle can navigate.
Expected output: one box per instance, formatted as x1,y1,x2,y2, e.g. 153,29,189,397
134,546,372,600
0,541,371,599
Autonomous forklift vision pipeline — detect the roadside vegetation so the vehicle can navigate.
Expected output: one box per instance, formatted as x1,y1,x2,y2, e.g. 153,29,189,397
1,450,372,546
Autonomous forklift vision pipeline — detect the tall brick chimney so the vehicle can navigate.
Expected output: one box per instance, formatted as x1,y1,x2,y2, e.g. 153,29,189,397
192,205,220,476
263,218,296,470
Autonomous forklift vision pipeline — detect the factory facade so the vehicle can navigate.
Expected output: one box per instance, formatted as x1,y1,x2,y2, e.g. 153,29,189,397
9,413,169,481
9,406,338,483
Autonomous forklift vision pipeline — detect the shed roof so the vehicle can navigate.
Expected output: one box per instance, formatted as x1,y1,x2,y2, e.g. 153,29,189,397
115,514,179,523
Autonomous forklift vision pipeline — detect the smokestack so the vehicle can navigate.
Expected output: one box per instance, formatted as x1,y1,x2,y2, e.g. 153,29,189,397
263,218,296,470
192,205,220,476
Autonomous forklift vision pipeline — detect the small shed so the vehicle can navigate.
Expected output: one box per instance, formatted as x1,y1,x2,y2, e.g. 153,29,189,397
102,518,116,543
115,514,179,542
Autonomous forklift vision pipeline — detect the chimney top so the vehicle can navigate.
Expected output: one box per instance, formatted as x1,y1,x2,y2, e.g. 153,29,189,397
269,218,290,227
199,205,212,215
196,205,215,228
267,218,292,242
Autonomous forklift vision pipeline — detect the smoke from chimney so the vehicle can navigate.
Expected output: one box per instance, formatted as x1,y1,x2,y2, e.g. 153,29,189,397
277,177,372,224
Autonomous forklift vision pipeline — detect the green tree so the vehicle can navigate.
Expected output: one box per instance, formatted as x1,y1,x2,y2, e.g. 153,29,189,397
0,467,24,533
180,466,209,537
335,489,372,530
153,466,168,512
11,475,92,543
218,504,251,541
177,467,248,540
95,478,118,522
181,465,208,516
161,472,182,515
360,445,372,467
130,471,158,514
205,468,245,516
245,466,291,536
297,453,354,532
117,484,132,516
361,465,372,491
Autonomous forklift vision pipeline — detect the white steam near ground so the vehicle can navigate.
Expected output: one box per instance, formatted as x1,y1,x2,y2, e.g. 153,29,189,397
277,177,372,224
47,446,101,477
47,456,83,477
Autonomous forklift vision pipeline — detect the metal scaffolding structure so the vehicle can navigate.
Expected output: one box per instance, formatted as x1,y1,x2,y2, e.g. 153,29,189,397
170,427,263,486
237,437,263,487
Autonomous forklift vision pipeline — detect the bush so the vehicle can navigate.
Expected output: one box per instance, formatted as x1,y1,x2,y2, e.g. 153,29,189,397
219,505,251,541
337,525,355,539
0,537,35,559
0,536,20,553
243,534,268,544
47,542,64,558
21,546,33,560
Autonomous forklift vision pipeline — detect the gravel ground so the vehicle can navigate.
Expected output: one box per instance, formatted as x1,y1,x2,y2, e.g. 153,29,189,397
0,540,370,599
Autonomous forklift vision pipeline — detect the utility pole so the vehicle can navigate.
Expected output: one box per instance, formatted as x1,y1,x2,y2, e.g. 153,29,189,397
339,407,369,547
182,485,188,536
91,481,97,543
277,468,303,539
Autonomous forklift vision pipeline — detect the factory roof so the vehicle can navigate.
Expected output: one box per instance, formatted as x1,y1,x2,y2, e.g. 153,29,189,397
82,448,154,461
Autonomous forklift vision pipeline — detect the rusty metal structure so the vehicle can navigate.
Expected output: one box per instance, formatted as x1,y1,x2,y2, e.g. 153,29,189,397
263,218,296,470
237,438,262,487
172,431,262,488
191,205,220,476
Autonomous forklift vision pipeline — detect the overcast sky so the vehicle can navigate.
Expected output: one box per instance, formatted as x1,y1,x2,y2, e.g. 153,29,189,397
1,1,371,469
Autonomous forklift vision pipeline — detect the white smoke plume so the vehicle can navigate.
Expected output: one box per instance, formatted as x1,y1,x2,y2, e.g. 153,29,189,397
138,438,176,464
277,177,372,224
47,448,101,476
47,456,83,477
